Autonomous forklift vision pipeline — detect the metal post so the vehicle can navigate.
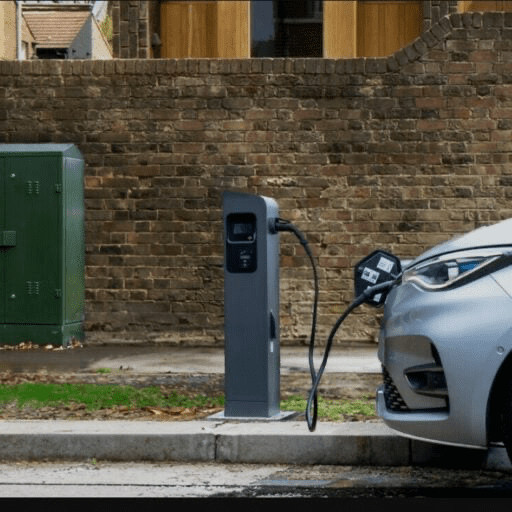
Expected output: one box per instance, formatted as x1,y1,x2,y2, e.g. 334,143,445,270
209,191,297,422
16,1,22,61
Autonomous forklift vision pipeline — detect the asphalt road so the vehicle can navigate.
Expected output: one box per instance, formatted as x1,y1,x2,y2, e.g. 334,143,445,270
1,461,511,498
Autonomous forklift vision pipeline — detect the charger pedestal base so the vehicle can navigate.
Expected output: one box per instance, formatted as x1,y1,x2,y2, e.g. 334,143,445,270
207,410,301,422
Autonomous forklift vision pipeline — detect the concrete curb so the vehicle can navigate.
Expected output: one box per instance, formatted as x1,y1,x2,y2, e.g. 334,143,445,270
0,419,507,470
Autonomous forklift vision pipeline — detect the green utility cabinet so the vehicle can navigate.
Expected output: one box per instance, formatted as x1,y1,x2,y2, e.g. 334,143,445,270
0,144,85,345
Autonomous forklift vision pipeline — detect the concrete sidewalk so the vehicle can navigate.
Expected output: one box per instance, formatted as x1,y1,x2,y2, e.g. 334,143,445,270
0,344,382,375
0,343,510,471
0,418,508,471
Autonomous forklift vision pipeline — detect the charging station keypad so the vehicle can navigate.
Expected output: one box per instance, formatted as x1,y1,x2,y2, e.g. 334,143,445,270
226,213,257,273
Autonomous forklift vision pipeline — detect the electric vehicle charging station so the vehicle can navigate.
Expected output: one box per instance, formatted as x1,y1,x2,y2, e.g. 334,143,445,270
213,191,400,425
215,191,297,420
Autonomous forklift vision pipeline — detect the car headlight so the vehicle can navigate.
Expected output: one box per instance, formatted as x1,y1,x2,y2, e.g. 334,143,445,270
402,248,512,291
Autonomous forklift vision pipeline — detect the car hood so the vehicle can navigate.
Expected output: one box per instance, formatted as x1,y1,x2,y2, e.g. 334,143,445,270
407,218,512,268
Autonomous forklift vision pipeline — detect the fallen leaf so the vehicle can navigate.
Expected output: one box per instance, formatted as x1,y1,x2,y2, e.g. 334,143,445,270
143,406,171,415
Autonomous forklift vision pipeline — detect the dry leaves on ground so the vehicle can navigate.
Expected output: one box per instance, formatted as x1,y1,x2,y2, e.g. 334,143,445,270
0,402,224,422
0,340,83,351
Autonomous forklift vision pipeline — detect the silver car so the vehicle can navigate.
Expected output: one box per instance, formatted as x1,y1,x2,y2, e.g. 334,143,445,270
375,218,512,461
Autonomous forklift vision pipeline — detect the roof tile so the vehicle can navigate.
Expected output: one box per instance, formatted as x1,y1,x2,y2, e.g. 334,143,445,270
23,11,90,48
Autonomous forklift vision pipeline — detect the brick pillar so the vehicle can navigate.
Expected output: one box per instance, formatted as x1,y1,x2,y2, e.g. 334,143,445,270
423,1,458,31
111,0,150,58
112,0,120,57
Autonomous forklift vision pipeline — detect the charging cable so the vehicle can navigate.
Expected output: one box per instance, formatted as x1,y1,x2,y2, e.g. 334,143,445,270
273,218,399,431
304,278,398,431
273,218,321,429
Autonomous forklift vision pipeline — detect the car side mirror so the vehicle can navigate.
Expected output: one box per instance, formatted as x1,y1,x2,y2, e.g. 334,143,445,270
354,250,402,307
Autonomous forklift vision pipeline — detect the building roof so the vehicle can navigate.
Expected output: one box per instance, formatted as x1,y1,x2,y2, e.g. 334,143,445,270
23,10,90,49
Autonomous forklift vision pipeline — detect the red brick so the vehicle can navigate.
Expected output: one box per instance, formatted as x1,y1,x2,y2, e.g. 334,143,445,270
415,97,445,108
469,50,497,62
490,108,512,119
175,120,205,131
443,62,475,73
417,119,446,131
496,85,512,97
293,110,324,120
221,120,253,131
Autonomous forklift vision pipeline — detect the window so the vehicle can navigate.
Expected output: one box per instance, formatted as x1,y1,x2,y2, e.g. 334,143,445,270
251,0,323,57
36,48,68,59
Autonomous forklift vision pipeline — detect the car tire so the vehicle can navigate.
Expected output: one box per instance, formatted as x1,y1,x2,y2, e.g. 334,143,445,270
501,381,512,464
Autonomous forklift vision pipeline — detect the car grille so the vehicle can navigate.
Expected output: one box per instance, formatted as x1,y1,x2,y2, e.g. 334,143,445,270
382,365,409,412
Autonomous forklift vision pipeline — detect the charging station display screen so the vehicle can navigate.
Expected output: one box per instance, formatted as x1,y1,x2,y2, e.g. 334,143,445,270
226,213,257,273
233,223,252,236
227,213,256,242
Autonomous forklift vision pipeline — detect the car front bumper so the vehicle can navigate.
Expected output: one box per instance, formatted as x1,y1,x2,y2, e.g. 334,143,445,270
377,273,512,448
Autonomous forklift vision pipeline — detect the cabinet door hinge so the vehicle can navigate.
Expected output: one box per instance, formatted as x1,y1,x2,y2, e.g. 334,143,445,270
55,184,63,193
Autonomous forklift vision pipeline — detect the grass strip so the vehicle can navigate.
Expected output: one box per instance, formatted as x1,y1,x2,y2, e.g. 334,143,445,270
0,383,224,411
0,383,376,420
280,394,376,421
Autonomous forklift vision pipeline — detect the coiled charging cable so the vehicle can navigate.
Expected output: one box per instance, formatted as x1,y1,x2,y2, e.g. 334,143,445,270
274,218,399,431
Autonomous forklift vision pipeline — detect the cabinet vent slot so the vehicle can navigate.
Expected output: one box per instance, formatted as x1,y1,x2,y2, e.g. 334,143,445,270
26,181,40,195
26,281,40,295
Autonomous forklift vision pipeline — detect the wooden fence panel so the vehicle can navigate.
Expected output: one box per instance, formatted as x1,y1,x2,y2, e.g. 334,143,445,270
161,1,190,58
324,0,357,58
161,0,248,58
189,1,218,58
459,1,512,12
357,1,422,57
217,1,250,58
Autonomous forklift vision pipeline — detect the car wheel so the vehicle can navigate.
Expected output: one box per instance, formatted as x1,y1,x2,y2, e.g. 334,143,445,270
501,382,512,464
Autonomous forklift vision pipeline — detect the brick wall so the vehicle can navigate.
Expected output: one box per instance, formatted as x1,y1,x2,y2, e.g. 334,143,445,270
2,11,512,345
